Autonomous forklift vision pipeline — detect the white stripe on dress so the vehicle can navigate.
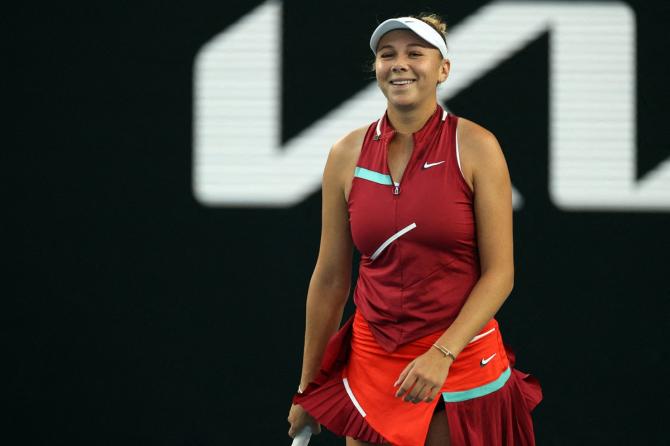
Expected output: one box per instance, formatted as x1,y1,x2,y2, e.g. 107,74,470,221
468,327,496,344
342,378,367,417
370,223,417,261
455,122,469,183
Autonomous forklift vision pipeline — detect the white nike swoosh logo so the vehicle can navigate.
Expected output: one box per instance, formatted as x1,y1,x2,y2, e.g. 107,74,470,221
423,161,445,169
480,353,496,366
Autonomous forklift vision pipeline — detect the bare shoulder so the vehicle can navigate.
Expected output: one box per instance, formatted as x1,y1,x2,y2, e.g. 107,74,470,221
456,118,508,190
325,126,368,202
456,118,503,161
329,125,368,168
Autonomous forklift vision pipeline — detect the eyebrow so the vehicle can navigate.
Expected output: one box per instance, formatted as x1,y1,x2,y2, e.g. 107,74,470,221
378,43,430,51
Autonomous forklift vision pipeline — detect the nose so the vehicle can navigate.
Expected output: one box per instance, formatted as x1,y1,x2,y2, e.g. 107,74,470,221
391,63,407,73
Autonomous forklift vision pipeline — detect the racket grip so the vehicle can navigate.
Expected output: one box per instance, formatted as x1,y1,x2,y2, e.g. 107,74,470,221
291,425,313,446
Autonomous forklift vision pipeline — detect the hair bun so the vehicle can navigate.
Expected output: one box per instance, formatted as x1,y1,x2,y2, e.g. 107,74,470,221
413,13,448,42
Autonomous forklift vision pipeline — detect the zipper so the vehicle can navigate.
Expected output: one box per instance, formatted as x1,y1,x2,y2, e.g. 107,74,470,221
384,133,401,196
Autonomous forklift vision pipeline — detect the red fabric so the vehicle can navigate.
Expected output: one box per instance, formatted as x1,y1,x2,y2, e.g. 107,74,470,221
294,312,542,445
294,107,542,444
503,343,543,412
348,107,480,352
345,311,512,445
292,315,389,443
299,315,354,391
445,345,543,446
293,371,388,444
443,343,542,446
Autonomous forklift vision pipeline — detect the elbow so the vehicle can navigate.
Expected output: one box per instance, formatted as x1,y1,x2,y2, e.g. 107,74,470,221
505,269,514,297
506,265,514,292
311,268,351,293
507,273,514,296
481,267,514,297
309,271,351,305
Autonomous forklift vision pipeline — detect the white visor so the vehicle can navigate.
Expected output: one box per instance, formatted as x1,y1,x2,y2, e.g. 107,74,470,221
369,17,448,59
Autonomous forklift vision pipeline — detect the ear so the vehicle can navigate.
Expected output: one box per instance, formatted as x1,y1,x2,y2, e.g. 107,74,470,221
438,58,451,84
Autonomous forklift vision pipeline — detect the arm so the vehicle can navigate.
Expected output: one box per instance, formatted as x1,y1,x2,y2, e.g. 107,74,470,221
299,138,357,390
288,129,363,438
433,121,514,357
394,120,514,402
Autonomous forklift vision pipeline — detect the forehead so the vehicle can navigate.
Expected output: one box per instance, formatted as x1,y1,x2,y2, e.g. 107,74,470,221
376,29,434,50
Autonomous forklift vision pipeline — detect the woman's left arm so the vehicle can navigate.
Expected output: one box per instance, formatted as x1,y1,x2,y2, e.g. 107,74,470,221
433,121,514,357
394,121,514,403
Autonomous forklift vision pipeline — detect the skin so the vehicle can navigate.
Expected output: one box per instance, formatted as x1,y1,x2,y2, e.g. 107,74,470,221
288,28,514,446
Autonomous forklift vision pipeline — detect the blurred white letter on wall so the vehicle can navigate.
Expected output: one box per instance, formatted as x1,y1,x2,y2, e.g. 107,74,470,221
193,1,670,211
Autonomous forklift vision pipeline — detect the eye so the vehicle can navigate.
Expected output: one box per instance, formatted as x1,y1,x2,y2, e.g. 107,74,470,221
379,53,393,59
409,51,423,57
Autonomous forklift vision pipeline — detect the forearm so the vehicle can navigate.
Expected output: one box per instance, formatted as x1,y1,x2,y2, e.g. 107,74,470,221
436,271,513,357
299,278,349,389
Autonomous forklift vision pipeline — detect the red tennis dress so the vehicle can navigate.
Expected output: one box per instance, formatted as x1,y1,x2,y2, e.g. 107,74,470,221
293,106,542,445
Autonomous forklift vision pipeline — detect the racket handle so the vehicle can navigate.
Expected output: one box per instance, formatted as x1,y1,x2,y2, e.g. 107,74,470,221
291,425,312,446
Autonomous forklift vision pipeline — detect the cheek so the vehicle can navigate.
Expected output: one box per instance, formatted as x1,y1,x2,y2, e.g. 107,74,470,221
375,67,387,84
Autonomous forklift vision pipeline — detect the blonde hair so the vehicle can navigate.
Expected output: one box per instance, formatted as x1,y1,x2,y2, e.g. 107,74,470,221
411,12,448,49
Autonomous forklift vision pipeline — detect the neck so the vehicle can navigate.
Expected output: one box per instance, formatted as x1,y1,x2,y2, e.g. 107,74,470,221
386,99,438,135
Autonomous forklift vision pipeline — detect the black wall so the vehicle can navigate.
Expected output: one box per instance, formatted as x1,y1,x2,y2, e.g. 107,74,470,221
10,1,670,444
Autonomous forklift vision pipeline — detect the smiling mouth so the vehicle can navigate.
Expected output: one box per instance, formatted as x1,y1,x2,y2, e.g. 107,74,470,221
390,79,416,86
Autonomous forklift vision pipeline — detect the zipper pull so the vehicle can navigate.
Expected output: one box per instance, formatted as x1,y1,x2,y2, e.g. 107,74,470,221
393,184,400,195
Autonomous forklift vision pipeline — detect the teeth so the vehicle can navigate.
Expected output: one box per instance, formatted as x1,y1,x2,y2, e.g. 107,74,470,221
391,80,414,85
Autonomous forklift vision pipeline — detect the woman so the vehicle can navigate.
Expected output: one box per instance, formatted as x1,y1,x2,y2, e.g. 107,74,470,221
287,13,542,446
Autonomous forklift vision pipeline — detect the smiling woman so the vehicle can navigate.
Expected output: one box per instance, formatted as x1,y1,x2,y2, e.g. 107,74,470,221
374,28,448,115
287,12,542,446
372,15,450,116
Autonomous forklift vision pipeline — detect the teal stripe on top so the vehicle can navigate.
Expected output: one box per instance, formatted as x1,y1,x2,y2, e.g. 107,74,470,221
441,367,511,402
354,166,393,186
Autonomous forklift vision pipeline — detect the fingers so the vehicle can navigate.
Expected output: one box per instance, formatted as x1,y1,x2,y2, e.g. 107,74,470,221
287,414,300,438
288,404,322,438
393,360,415,387
287,404,305,438
404,381,427,402
395,371,441,403
394,373,417,398
288,422,321,438
421,385,439,403
288,423,317,438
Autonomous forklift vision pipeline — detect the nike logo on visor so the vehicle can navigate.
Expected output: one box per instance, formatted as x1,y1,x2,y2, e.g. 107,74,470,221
423,161,445,169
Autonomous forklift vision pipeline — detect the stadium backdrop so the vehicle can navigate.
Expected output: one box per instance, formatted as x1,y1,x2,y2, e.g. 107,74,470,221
11,0,669,444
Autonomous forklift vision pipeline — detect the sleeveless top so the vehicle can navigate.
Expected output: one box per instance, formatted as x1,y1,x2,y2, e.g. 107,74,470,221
347,105,480,353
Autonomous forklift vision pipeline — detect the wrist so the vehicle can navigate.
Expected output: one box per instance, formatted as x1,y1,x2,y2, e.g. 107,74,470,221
432,342,457,363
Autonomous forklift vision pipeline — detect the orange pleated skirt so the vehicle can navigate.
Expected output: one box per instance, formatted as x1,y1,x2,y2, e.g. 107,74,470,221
293,309,542,445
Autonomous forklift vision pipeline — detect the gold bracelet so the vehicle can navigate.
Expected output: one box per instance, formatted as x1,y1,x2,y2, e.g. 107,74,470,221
432,343,457,362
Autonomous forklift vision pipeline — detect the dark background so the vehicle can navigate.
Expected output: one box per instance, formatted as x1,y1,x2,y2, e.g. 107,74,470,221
10,0,670,444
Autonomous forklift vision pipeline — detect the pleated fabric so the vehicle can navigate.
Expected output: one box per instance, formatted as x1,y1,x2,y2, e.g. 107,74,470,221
293,314,388,443
293,310,542,445
443,350,542,445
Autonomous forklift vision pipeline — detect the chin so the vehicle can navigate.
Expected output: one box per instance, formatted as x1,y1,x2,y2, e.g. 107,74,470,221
385,89,413,101
387,95,419,110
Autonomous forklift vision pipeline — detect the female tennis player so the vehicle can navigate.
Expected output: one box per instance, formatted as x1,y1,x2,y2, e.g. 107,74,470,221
287,13,542,445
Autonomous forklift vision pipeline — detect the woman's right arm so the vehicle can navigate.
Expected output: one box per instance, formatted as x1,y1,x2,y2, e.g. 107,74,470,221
298,136,358,390
287,129,364,439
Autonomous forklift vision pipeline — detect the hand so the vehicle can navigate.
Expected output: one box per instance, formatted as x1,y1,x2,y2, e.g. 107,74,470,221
287,403,322,438
393,348,452,403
